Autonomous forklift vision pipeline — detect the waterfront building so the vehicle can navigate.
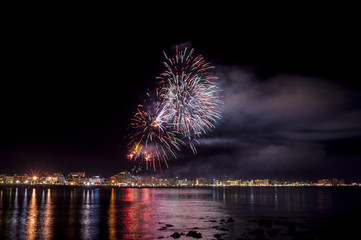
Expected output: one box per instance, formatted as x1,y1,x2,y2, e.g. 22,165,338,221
110,171,132,185
317,179,332,186
196,178,209,186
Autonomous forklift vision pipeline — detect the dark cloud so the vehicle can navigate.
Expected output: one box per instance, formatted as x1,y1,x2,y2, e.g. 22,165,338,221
220,67,358,134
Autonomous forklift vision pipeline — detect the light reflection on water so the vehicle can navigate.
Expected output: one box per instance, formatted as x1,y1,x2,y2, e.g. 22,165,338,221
81,189,100,239
26,189,38,240
67,188,79,239
107,188,116,240
0,186,360,239
42,189,53,240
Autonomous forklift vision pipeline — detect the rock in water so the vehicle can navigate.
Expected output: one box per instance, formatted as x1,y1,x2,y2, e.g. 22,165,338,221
219,227,229,231
226,217,235,223
186,230,202,238
193,232,202,238
214,233,222,238
170,232,181,238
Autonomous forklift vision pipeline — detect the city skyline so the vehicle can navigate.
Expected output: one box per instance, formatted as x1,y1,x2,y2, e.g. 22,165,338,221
1,170,359,187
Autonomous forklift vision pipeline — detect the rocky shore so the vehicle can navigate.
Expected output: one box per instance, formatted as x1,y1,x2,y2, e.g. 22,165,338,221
155,215,358,240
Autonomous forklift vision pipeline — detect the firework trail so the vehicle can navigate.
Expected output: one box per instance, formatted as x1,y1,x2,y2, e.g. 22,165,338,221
127,46,222,170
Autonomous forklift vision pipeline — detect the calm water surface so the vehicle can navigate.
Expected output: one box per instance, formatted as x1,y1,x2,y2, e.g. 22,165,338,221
0,186,360,239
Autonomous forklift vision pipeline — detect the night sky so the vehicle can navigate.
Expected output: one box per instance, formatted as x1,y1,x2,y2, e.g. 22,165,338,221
1,9,360,181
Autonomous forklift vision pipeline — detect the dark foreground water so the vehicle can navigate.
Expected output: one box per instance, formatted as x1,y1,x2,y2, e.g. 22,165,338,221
0,186,360,240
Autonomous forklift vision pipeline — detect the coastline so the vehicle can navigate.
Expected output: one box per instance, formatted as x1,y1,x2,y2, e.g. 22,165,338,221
0,184,359,189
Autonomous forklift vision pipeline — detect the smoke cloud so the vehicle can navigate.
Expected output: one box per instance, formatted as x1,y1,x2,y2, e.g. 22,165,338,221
165,66,361,180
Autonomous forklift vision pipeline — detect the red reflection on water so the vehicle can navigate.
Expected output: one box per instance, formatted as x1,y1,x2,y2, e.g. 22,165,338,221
106,188,228,239
123,188,154,239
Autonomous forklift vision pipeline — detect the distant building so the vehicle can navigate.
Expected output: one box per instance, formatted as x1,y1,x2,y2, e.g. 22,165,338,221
254,179,270,186
2,175,14,184
41,173,63,184
53,173,66,184
338,179,345,185
67,172,86,185
196,178,209,186
158,179,168,186
89,176,105,185
270,180,280,186
110,171,131,185
226,180,238,186
214,180,221,186
317,179,332,186
176,178,184,186
177,178,193,186
167,178,176,186
332,178,345,186
13,174,29,184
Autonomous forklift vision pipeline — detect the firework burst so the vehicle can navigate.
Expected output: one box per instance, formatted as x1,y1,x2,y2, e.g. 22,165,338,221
157,46,222,152
127,46,222,170
127,94,182,171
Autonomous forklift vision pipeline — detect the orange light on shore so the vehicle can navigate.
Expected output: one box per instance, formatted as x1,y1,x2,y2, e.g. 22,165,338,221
33,176,37,180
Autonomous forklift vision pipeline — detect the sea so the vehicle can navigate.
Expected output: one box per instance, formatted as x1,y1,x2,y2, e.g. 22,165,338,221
0,186,360,240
